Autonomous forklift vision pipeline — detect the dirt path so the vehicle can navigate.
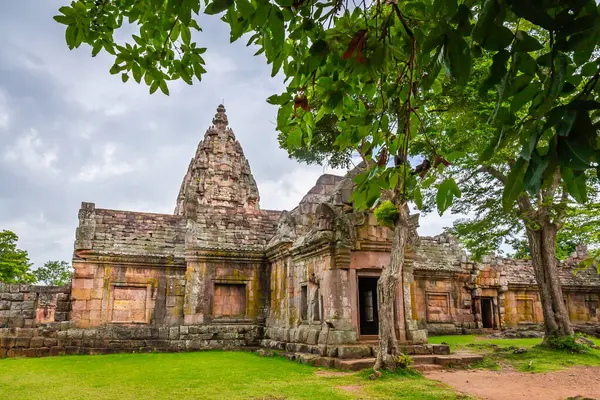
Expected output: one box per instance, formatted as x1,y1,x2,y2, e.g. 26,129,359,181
425,366,600,400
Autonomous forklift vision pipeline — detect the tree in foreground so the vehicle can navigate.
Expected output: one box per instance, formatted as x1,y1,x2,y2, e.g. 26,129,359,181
33,261,73,286
418,52,600,338
54,0,600,368
0,230,35,284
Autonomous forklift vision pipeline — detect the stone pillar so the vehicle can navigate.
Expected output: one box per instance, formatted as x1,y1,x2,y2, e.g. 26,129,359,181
402,262,427,343
183,258,205,325
74,202,95,250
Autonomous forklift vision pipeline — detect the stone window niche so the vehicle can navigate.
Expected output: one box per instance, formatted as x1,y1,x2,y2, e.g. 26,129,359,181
110,285,149,324
585,297,598,318
213,283,246,317
426,292,451,323
300,285,308,321
516,298,535,322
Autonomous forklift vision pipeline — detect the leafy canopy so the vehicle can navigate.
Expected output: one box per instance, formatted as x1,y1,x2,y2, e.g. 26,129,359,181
33,261,73,286
0,230,35,284
54,0,600,216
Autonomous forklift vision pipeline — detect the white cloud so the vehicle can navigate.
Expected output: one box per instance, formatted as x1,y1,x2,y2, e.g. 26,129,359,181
73,142,141,182
3,128,59,174
0,91,9,130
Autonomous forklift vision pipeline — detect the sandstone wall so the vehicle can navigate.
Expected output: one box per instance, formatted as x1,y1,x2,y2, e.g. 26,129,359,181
71,262,187,328
0,284,70,328
0,322,261,359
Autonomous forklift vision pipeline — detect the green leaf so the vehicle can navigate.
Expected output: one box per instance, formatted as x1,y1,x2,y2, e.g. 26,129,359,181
556,109,577,137
121,73,129,83
286,127,303,149
436,178,461,215
414,186,423,209
515,52,537,75
513,30,543,52
523,150,549,194
181,24,191,45
149,80,159,94
581,62,598,77
510,82,538,113
269,9,285,46
443,30,472,85
502,158,528,211
480,26,513,51
507,0,556,30
471,0,499,43
132,63,143,83
236,0,254,15
205,0,234,15
159,80,169,95
561,167,588,203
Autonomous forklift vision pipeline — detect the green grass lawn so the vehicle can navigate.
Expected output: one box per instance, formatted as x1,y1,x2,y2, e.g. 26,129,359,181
0,351,467,400
429,334,600,372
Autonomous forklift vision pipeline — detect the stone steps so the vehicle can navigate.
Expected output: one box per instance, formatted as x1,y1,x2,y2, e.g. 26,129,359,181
303,353,483,372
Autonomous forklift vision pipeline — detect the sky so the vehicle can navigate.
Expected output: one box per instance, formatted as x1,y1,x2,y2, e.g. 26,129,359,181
0,1,459,268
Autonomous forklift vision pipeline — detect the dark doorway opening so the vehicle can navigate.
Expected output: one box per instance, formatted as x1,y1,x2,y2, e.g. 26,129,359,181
481,298,494,328
359,277,379,335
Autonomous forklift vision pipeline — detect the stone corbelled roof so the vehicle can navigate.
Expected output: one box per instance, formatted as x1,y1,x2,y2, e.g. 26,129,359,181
189,205,280,252
503,247,600,288
89,208,185,257
411,234,466,272
175,105,260,214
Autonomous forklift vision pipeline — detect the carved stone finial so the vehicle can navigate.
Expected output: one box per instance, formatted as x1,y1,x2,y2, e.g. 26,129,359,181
212,104,228,126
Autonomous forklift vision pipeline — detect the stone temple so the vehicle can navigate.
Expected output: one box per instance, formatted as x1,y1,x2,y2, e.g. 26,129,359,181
1,105,599,361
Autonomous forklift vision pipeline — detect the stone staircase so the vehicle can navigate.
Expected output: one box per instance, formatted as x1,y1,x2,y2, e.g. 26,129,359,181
258,342,483,372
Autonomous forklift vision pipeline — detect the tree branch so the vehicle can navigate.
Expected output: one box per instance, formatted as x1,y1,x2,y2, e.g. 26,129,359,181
478,165,507,184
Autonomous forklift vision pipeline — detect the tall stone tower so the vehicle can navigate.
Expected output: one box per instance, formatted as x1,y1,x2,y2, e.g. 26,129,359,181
174,104,260,218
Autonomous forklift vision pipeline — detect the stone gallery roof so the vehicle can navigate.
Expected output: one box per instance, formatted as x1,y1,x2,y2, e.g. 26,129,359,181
503,247,600,288
89,207,185,258
411,234,466,273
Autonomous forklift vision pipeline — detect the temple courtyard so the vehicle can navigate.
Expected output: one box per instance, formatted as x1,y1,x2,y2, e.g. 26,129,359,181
1,335,599,400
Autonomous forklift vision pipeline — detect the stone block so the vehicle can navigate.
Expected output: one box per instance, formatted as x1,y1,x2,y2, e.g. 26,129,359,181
22,301,35,310
49,346,65,356
0,337,15,348
74,265,96,279
14,337,30,348
337,345,371,359
44,338,58,347
169,327,179,340
30,337,45,348
0,301,10,310
35,347,50,357
7,348,25,357
67,329,84,340
90,289,104,300
16,328,33,338
0,348,6,358
71,289,92,301
55,312,69,322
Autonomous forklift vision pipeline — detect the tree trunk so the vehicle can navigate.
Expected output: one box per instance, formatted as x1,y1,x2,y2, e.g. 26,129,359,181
525,221,573,339
373,205,409,372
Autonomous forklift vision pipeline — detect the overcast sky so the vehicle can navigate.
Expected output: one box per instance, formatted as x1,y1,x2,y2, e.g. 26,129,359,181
0,1,458,268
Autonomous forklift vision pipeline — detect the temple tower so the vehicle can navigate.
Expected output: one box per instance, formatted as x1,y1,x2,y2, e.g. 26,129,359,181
174,104,260,217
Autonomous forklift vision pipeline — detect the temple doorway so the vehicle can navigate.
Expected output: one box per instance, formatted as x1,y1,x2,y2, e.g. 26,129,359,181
358,277,379,335
481,298,494,328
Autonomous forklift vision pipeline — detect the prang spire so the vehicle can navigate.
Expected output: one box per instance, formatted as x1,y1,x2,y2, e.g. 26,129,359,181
174,104,260,216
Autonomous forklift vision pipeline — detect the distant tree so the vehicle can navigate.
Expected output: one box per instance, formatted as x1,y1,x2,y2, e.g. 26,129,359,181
0,230,35,284
33,261,73,286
